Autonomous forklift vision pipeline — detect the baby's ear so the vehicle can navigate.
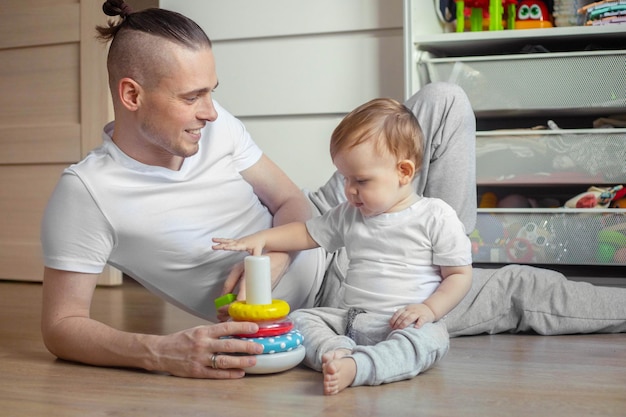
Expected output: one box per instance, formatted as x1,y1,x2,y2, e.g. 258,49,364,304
397,160,415,184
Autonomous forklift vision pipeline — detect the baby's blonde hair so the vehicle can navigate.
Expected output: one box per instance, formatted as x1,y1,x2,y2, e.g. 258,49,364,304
330,98,424,171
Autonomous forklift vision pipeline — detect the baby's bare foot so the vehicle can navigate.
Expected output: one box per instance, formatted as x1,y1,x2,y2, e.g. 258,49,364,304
321,348,351,365
321,349,356,395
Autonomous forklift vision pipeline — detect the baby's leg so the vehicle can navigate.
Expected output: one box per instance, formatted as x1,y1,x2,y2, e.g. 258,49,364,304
350,319,450,387
290,308,355,371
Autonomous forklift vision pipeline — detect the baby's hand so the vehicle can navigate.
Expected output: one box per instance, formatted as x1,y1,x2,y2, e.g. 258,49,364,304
212,237,264,256
389,303,435,330
212,237,246,252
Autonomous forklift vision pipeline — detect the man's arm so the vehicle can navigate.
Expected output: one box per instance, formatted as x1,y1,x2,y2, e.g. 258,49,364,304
41,267,263,378
241,154,312,226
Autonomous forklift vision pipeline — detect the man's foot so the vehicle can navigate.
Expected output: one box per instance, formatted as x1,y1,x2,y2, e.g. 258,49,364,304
321,349,356,395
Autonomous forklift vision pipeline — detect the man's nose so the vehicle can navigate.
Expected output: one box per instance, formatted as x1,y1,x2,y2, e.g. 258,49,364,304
198,97,218,122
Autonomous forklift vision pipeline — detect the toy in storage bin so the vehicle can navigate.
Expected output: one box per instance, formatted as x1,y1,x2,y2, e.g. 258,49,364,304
475,129,626,185
471,208,626,265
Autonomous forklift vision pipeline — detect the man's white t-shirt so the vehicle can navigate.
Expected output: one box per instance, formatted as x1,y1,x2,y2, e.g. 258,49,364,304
305,198,472,315
41,101,325,321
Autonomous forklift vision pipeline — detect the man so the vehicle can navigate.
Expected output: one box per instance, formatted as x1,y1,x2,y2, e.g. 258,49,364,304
40,1,626,380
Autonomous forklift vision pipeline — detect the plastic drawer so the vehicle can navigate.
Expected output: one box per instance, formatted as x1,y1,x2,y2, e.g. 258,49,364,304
476,128,626,185
471,208,626,265
417,50,626,115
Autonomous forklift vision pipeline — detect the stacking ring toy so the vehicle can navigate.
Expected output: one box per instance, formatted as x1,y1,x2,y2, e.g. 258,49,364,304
235,319,294,338
235,329,304,354
233,329,305,374
213,256,305,375
245,345,306,374
214,293,236,310
228,299,290,321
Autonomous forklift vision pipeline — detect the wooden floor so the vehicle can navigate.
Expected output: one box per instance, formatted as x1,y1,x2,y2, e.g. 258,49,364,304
1,279,624,417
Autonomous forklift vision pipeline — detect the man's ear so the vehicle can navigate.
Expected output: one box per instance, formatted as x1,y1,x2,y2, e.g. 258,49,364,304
118,77,142,111
397,160,416,185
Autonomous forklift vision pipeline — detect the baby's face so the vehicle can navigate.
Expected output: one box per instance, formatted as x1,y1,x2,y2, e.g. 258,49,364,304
334,141,408,217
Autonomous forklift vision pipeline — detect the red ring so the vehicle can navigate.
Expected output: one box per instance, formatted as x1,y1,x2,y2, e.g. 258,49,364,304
234,319,294,338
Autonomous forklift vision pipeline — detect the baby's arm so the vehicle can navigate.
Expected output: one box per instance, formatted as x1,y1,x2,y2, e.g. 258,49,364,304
423,264,473,321
390,265,472,329
212,222,319,256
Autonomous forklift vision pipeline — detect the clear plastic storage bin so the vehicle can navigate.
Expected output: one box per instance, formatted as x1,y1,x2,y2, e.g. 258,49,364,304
471,208,626,265
476,129,626,185
418,50,626,115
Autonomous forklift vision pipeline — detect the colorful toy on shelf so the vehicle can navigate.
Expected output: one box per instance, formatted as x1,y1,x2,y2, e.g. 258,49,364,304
214,256,305,374
479,191,498,208
612,197,626,208
470,213,507,262
579,1,626,26
455,0,518,31
505,221,554,263
597,228,626,263
515,0,554,28
469,229,484,254
564,185,625,208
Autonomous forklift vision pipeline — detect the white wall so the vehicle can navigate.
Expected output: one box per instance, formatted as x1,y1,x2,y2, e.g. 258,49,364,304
160,0,404,190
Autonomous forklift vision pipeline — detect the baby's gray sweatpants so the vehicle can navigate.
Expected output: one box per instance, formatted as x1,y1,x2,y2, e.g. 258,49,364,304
290,307,449,387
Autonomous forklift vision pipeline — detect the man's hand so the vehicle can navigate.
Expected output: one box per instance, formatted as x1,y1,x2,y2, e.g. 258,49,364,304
151,321,264,378
41,267,265,379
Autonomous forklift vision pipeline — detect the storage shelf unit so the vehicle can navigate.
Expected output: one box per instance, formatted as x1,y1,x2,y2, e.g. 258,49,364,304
418,50,626,117
403,3,626,98
404,0,626,268
412,25,626,56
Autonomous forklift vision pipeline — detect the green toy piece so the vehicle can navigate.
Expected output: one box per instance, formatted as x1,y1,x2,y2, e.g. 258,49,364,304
214,293,236,310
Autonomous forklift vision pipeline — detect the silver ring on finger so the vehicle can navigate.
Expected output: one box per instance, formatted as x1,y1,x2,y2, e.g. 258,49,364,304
211,353,219,369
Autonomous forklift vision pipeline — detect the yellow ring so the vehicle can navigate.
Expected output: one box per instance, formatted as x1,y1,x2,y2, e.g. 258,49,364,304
228,299,290,321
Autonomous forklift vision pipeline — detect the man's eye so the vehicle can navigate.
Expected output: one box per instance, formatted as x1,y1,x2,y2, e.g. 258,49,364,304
185,96,199,103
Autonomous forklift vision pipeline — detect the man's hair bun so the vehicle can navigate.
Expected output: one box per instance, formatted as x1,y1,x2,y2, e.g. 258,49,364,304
102,0,133,18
